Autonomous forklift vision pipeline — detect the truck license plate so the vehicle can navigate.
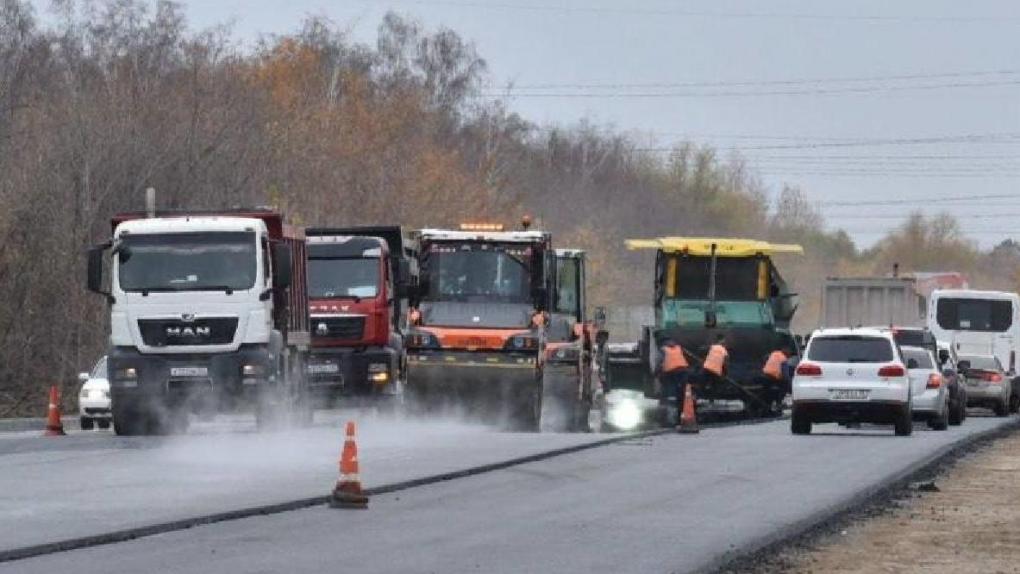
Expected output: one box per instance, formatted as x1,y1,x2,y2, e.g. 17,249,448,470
170,366,208,378
830,389,869,401
307,363,340,374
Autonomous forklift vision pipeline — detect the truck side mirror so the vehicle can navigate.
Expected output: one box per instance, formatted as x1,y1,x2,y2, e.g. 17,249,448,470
957,360,971,373
272,244,292,290
938,349,950,365
87,244,113,303
395,259,413,298
531,286,548,310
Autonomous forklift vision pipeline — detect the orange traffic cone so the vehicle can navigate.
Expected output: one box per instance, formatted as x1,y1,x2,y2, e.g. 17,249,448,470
44,385,65,437
329,421,368,509
677,383,699,434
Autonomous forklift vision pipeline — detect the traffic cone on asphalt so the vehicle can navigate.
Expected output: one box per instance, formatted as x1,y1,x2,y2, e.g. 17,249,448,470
329,421,368,509
44,386,65,437
677,383,699,434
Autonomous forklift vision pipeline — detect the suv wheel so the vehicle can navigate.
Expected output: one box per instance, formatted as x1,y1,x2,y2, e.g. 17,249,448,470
79,416,94,431
948,398,964,426
994,399,1009,417
928,403,949,431
791,411,811,435
894,406,913,436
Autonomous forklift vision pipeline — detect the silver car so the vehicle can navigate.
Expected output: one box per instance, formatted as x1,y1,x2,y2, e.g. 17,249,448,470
902,346,949,430
959,354,1011,417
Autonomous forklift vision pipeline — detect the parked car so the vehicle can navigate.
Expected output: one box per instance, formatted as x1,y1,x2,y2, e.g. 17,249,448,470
792,328,913,436
936,341,967,425
78,356,112,430
901,346,949,430
958,354,1012,417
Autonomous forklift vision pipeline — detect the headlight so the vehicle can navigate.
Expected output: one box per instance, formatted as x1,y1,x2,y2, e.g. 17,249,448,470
370,372,390,384
607,399,642,430
409,333,436,348
509,335,537,350
242,364,264,376
368,363,388,373
114,367,137,379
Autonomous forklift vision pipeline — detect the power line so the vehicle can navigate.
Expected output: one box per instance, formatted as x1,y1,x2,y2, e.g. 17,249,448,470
482,78,1020,98
812,193,1020,207
374,1,1020,23
634,133,1020,151
503,69,1020,91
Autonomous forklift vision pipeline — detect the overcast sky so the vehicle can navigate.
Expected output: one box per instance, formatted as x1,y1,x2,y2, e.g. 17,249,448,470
33,0,1020,247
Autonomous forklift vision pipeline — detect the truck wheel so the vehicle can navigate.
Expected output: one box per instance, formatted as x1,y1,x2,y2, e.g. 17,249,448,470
80,416,94,431
112,405,146,436
894,408,914,436
98,419,111,430
1010,393,1020,414
790,411,811,435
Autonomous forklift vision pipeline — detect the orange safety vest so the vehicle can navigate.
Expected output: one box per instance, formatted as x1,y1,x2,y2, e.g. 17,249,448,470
763,350,787,380
703,344,728,376
662,345,689,372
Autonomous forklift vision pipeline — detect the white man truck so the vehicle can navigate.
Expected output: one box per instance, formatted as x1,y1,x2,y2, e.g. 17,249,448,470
87,208,311,435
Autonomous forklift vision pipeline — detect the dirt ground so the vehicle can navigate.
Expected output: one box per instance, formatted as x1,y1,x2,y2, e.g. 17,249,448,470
779,429,1020,574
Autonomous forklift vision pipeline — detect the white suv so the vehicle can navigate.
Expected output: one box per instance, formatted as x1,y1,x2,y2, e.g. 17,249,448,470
792,328,913,436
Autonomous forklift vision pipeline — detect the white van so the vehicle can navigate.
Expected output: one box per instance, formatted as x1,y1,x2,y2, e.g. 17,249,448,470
928,289,1020,376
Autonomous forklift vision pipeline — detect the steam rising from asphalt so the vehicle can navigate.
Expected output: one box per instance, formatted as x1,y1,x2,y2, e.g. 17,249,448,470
153,410,505,477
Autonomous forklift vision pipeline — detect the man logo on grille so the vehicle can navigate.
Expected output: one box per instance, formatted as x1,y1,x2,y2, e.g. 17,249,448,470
316,322,330,336
166,326,211,338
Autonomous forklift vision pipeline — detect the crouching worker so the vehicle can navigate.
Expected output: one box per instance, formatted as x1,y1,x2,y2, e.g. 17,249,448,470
701,334,729,388
757,345,791,416
656,339,690,426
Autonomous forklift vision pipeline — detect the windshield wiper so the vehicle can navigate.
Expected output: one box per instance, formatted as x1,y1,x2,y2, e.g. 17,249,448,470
130,285,236,295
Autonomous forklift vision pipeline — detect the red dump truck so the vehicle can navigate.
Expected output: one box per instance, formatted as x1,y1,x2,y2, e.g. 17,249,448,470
304,227,418,410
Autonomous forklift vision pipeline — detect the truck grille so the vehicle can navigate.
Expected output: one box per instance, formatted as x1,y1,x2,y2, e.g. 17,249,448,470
311,316,365,340
138,318,238,347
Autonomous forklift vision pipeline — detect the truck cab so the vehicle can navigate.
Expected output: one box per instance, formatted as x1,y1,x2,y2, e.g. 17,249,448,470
305,227,417,408
542,249,608,431
87,209,309,434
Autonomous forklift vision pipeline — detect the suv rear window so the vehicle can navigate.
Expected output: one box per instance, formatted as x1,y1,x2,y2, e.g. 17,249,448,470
807,336,894,363
902,348,934,369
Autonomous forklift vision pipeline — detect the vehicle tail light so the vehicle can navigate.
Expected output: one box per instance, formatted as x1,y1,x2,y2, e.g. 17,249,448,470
980,371,1004,384
926,373,942,389
796,363,822,376
878,365,906,378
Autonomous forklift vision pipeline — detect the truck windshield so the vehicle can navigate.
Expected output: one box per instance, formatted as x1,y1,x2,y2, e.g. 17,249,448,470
936,298,1013,332
665,300,773,327
119,232,256,292
425,243,531,303
308,258,380,299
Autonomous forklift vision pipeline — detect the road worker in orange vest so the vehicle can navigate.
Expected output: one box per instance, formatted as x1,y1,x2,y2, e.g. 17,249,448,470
756,344,793,414
656,339,691,426
700,334,730,387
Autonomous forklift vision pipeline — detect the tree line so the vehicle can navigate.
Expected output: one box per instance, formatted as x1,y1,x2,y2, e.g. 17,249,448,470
0,0,1014,415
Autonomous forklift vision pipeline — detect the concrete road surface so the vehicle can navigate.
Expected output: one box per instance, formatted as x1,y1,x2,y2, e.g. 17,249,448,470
4,415,1015,574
